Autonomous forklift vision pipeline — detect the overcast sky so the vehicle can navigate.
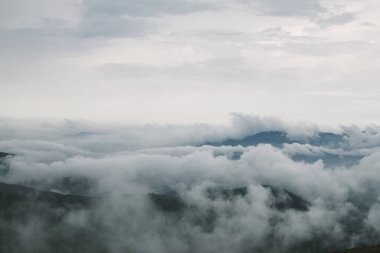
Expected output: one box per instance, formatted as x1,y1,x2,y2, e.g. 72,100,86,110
0,0,379,124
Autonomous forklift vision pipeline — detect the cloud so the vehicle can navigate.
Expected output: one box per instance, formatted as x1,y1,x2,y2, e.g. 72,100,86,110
77,16,155,38
367,203,380,233
245,0,326,18
78,0,218,38
84,0,217,17
0,0,82,29
0,1,379,124
96,56,299,89
317,12,357,27
2,116,380,252
0,0,216,54
283,40,371,56
0,1,380,248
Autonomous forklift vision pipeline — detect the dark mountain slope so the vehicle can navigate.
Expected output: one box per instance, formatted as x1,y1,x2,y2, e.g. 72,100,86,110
0,181,93,211
0,181,374,253
0,152,14,158
0,182,104,253
0,152,13,176
329,245,380,253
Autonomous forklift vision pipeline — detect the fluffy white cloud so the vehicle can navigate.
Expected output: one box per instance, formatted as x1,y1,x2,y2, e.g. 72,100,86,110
2,116,380,252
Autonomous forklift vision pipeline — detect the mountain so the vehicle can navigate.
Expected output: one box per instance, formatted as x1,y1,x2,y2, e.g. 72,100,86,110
0,181,378,253
215,131,291,147
0,148,376,253
0,182,102,253
0,152,14,158
205,131,362,167
0,181,93,211
207,131,345,148
329,245,380,253
0,152,13,176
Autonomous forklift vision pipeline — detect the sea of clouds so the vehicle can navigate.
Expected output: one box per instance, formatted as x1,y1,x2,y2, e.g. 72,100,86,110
1,114,380,253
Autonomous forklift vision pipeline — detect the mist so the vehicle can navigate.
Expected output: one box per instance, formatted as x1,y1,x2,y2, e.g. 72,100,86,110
1,115,380,253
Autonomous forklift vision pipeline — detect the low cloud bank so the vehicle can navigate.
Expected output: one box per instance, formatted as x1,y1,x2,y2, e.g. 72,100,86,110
1,115,380,252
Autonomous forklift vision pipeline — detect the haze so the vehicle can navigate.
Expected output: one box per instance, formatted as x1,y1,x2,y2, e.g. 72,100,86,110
1,0,380,124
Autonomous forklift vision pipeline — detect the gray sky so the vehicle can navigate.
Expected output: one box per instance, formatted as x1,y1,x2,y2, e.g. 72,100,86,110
1,0,379,124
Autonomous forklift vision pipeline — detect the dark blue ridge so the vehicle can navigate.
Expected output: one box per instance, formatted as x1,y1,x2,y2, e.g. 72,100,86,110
292,154,363,168
206,131,345,148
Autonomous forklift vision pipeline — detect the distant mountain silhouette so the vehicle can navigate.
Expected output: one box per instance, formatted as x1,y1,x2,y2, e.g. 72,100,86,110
205,131,362,167
207,131,345,147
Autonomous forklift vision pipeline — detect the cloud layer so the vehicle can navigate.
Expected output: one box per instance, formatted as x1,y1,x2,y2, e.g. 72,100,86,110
1,115,380,252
